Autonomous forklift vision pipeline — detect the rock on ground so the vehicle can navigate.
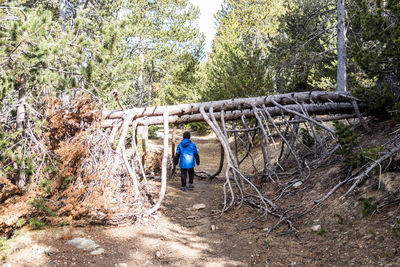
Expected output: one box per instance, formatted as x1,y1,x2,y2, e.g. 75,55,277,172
192,203,206,210
66,238,99,250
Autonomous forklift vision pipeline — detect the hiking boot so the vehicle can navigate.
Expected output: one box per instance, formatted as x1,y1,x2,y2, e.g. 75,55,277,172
180,187,186,191
188,184,194,190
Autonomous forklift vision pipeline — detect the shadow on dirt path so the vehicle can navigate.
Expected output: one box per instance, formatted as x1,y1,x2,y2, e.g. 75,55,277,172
4,132,265,267
38,177,259,267
4,176,265,267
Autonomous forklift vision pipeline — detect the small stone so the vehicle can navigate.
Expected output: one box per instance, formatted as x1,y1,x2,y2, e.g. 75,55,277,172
44,247,59,256
90,248,105,255
155,251,161,258
290,261,296,266
311,225,321,232
292,181,303,188
192,203,206,210
248,241,252,245
66,238,99,250
115,264,128,267
211,225,216,231
186,216,196,219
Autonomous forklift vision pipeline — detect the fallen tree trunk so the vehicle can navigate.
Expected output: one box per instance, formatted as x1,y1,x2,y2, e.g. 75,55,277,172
103,91,358,120
102,102,367,128
95,91,373,234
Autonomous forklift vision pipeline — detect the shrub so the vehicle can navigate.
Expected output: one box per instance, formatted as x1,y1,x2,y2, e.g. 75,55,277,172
185,122,210,135
149,125,160,139
334,213,344,225
39,178,51,194
28,197,56,216
300,128,315,148
317,228,326,236
16,218,26,228
393,218,400,237
333,121,359,168
362,197,378,216
60,176,73,190
29,219,45,230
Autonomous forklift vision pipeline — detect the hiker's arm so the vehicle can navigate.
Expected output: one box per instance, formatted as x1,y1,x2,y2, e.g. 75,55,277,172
174,146,180,165
194,144,200,165
173,154,180,165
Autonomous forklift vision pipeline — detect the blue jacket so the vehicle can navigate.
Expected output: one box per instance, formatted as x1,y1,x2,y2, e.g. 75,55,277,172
175,138,199,169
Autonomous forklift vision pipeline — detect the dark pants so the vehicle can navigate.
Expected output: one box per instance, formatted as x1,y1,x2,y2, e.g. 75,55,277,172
181,168,194,187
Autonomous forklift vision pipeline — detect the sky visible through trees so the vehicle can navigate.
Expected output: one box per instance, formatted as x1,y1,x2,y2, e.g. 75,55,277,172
189,0,224,53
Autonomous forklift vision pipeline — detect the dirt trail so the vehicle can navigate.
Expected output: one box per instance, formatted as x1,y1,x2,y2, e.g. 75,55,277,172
4,131,400,267
4,134,265,267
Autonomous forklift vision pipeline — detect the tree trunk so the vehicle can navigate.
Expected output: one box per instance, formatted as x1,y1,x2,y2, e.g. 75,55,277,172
147,60,154,107
146,110,169,215
141,125,148,170
137,44,145,107
102,102,366,128
337,0,347,92
209,144,224,179
104,91,356,120
16,73,26,189
171,125,177,175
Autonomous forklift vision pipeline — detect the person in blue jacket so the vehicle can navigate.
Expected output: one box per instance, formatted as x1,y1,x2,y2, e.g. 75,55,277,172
174,131,200,191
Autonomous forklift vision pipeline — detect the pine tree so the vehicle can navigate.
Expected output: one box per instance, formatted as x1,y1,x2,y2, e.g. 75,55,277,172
349,0,400,115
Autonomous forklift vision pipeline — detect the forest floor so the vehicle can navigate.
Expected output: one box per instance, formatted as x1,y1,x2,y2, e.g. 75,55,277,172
2,125,400,267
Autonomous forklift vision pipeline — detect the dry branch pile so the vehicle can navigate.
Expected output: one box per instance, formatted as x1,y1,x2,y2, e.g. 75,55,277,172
0,93,149,234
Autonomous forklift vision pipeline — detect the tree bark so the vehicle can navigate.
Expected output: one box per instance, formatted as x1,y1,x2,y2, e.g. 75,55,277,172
141,125,148,170
147,60,154,107
146,110,169,215
137,45,145,107
16,73,26,189
171,125,177,175
337,0,347,92
104,91,356,120
102,102,367,128
209,144,224,179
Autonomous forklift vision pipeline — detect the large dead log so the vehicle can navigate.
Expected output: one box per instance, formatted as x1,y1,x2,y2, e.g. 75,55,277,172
101,102,367,128
103,91,358,120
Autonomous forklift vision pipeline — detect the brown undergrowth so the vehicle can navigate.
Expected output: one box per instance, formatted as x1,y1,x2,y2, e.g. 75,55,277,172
44,93,106,224
0,92,150,235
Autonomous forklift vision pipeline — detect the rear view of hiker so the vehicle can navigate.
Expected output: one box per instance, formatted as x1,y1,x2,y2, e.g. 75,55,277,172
174,131,200,191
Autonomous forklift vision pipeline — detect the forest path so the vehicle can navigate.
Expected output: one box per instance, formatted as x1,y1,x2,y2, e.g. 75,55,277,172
4,133,271,267
4,127,400,266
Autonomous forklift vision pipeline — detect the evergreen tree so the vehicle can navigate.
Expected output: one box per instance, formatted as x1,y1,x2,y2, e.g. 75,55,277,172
0,0,204,188
349,0,400,115
269,0,337,93
204,0,285,100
